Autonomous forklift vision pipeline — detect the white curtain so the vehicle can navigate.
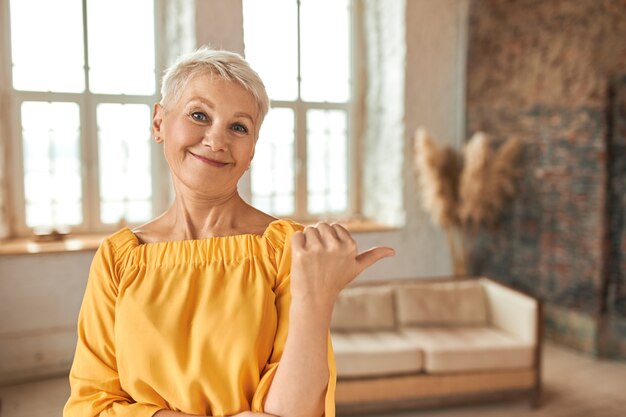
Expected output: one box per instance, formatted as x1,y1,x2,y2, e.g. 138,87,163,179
162,0,196,68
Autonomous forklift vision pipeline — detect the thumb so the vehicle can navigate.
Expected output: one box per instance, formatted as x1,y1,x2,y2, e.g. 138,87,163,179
355,246,395,275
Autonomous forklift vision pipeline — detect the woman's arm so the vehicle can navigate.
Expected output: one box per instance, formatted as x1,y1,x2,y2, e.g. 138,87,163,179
263,223,394,417
263,296,332,417
64,239,163,417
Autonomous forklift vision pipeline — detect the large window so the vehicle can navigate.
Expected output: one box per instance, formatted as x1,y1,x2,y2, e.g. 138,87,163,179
242,0,355,220
2,0,165,235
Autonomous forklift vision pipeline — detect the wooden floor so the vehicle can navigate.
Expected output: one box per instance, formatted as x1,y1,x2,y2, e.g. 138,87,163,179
0,342,624,417
385,343,626,417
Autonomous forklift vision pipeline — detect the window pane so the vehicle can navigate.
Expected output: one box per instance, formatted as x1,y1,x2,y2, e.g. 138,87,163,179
87,0,155,95
300,0,350,102
10,0,85,92
101,201,152,224
307,109,348,214
251,108,295,216
97,103,153,224
243,0,298,101
21,102,83,228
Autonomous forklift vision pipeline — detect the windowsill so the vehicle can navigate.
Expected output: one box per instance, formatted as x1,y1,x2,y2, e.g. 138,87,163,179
0,219,399,256
0,234,106,256
325,219,399,234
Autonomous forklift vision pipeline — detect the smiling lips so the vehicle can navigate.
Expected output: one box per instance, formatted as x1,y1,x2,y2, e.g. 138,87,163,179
190,152,228,167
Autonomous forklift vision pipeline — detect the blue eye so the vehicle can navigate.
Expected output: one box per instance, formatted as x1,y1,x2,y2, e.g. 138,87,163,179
232,123,249,134
191,112,207,121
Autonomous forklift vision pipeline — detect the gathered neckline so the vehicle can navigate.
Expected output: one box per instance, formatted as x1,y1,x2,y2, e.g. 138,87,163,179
124,218,289,246
104,218,303,267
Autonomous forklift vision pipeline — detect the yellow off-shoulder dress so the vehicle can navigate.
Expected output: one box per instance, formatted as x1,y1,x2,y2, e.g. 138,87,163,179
63,219,336,417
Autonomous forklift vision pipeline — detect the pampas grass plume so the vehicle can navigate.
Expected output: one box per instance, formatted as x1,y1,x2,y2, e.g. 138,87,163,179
492,137,522,198
413,127,521,275
413,127,460,228
459,133,522,228
459,132,491,227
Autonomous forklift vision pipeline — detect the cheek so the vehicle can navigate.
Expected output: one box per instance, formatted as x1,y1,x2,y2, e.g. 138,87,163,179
231,136,254,154
162,141,178,169
161,129,191,165
241,143,256,162
164,119,203,144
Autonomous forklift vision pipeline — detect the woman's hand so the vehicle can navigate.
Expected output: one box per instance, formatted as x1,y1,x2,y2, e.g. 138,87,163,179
153,411,201,417
153,411,277,417
289,223,395,310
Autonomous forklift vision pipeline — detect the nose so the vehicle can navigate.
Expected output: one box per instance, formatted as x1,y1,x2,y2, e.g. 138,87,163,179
201,126,228,151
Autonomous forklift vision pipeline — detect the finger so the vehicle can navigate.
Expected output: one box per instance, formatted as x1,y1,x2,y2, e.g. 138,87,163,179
303,225,322,247
331,223,352,242
355,246,396,275
291,231,306,250
317,222,339,242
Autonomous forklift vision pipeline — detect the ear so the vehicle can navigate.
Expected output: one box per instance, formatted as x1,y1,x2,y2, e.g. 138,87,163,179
152,103,164,143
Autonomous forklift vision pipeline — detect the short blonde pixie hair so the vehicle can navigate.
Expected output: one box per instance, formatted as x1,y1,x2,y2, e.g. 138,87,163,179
160,47,270,131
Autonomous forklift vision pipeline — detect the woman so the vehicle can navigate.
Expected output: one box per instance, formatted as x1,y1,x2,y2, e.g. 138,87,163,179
63,47,394,417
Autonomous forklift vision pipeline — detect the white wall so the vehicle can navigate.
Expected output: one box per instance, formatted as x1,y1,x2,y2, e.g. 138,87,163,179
0,0,11,240
0,251,93,384
358,0,469,281
0,0,469,383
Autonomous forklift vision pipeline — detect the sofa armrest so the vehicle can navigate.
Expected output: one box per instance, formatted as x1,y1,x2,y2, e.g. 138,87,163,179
481,278,540,345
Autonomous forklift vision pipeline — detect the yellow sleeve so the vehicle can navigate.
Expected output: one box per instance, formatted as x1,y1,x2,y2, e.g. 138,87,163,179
250,221,337,416
63,238,162,417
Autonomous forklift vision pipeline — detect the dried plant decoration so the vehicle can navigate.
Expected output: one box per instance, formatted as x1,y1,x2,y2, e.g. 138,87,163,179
459,132,491,228
489,136,522,214
413,128,461,228
413,128,521,276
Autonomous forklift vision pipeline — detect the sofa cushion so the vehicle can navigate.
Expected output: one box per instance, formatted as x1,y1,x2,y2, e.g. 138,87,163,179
331,286,395,331
332,331,424,377
395,280,488,326
401,327,534,373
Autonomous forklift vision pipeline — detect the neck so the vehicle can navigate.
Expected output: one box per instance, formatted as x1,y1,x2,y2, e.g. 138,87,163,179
165,186,247,240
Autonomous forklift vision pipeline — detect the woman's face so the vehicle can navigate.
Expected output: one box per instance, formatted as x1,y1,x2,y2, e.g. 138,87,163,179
152,74,259,198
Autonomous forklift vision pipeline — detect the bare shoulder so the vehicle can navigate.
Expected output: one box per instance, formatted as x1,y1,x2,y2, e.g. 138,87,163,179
131,215,169,244
241,205,278,235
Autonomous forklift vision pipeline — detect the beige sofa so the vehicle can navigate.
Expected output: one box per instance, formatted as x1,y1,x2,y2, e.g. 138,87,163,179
330,277,542,414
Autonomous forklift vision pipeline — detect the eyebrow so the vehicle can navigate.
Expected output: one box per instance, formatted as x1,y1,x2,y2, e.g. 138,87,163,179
234,112,255,123
188,97,256,123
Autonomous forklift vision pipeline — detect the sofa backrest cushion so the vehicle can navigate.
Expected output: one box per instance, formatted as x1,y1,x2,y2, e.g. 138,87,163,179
394,280,488,326
331,286,396,331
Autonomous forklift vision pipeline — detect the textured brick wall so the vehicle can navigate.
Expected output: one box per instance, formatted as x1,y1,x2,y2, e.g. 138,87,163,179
609,75,626,318
467,0,626,358
604,75,626,357
469,106,607,310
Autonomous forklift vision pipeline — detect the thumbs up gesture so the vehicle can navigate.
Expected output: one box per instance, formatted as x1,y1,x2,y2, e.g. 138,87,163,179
290,223,395,310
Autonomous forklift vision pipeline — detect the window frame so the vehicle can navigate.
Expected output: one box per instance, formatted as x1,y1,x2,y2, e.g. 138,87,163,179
1,0,170,237
268,100,355,222
247,0,362,222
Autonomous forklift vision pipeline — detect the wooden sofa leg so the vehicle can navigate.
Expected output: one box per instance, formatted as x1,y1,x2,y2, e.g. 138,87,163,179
530,387,541,408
